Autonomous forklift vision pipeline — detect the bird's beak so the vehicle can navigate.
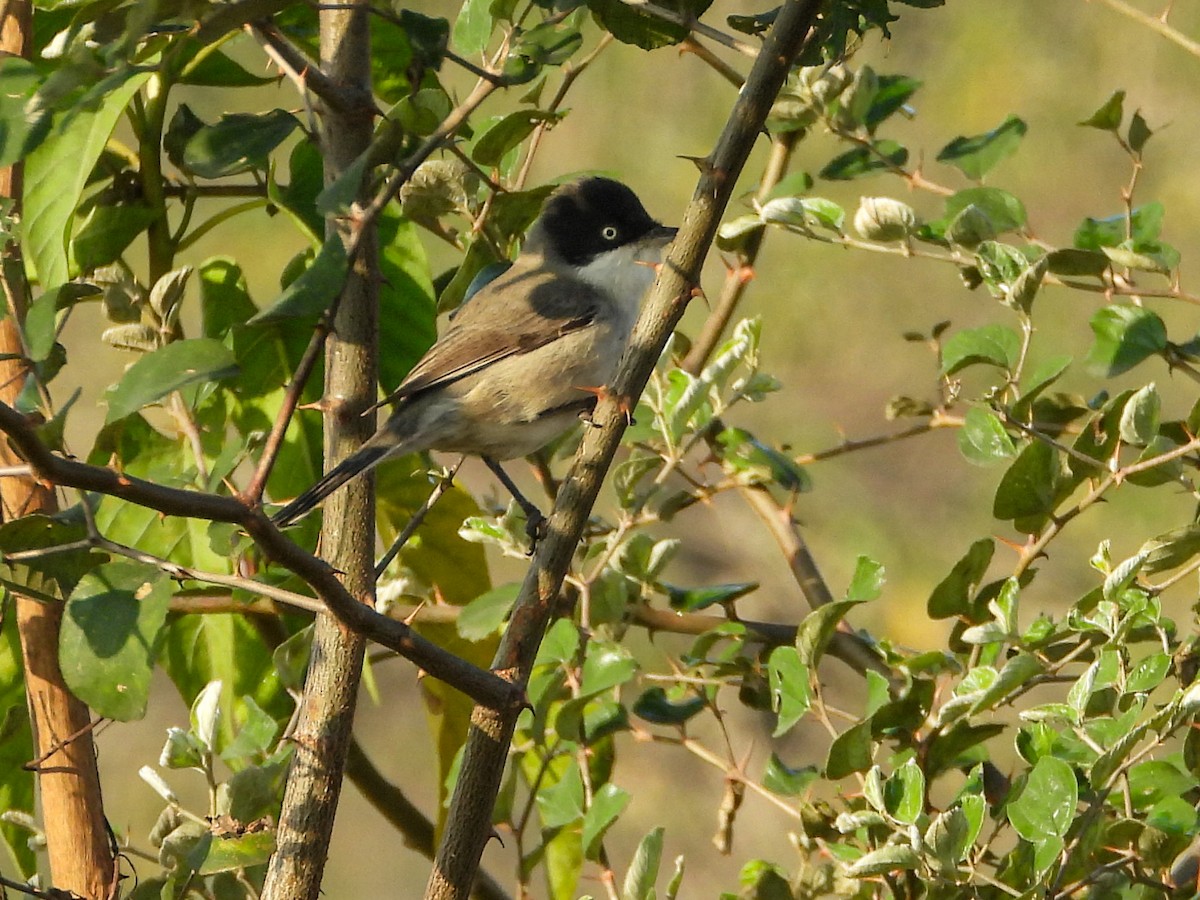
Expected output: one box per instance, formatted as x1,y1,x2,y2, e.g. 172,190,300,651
650,224,678,243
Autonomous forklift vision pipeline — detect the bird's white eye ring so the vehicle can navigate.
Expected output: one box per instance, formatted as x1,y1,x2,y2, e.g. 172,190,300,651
601,225,619,241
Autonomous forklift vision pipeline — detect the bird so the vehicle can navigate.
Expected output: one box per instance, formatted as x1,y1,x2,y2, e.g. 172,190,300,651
272,176,676,534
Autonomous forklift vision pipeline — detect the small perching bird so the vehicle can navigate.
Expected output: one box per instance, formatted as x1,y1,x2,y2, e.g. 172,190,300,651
272,177,676,531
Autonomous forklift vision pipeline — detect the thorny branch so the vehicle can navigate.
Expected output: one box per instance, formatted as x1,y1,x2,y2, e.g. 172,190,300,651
0,402,520,713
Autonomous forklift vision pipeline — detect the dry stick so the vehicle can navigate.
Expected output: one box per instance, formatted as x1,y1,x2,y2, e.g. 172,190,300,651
0,403,519,712
424,3,824,898
678,131,885,675
260,2,388,895
739,486,889,676
0,3,115,897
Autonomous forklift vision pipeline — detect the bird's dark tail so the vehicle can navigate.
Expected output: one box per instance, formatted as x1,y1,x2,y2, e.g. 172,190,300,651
272,443,393,527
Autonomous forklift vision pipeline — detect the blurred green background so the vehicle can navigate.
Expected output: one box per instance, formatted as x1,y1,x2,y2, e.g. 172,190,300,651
62,0,1200,895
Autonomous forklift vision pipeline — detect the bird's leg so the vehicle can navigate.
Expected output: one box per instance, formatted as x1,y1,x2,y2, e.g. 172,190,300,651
574,385,636,425
483,457,546,552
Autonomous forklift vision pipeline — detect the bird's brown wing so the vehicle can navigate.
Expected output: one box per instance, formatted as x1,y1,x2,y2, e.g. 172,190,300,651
372,265,607,409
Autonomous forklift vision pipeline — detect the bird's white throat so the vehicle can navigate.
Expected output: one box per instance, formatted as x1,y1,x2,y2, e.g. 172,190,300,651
575,242,662,316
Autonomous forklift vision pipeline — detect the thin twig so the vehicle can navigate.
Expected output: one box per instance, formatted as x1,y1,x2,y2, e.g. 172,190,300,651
1086,0,1200,57
243,313,333,504
793,413,959,465
375,457,465,578
249,20,378,117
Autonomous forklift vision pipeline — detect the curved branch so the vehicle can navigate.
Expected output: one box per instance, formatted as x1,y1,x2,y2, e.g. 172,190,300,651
0,402,520,713
425,2,825,897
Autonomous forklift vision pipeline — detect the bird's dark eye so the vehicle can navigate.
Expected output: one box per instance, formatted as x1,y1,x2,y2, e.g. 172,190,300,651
601,225,619,241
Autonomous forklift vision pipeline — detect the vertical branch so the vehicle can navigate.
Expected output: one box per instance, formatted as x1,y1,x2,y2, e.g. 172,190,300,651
259,3,378,898
424,3,823,898
0,4,116,898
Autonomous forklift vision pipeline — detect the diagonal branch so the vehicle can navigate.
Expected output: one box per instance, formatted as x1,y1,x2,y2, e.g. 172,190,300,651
425,2,824,897
0,402,520,713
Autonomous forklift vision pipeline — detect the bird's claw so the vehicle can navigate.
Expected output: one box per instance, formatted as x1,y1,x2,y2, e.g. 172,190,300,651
575,385,636,426
524,510,547,555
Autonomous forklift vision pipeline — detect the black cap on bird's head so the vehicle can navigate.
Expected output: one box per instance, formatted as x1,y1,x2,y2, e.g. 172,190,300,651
530,177,676,267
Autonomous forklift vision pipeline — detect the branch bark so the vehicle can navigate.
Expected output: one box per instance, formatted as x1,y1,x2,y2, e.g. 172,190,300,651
424,3,824,897
261,2,378,896
0,3,116,897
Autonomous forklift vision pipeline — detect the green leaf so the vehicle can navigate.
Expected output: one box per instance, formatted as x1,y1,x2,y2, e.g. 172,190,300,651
925,807,973,874
0,619,35,877
71,202,158,271
1128,110,1153,154
1118,383,1160,444
663,581,756,612
846,844,919,877
452,0,492,55
178,50,277,87
945,187,1027,233
819,139,908,180
1079,90,1125,131
591,0,712,50
582,783,630,859
1102,239,1179,274
1046,247,1110,277
864,74,922,132
1086,304,1167,376
537,760,585,830
511,20,583,67
714,427,810,492
377,209,438,393
762,755,818,796
761,196,845,231
941,323,1020,375
1127,653,1170,693
1075,202,1164,249
456,583,519,640
24,71,150,291
936,115,1027,179
958,408,1016,466
104,338,238,423
847,555,885,602
622,826,664,900
1007,756,1078,842
993,440,1063,527
853,196,917,241
314,152,369,218
1141,525,1200,574
580,643,637,696
795,598,862,669
0,57,49,166
632,686,705,725
199,258,258,339
471,109,562,167
884,761,925,825
928,539,994,619
250,234,349,324
60,562,171,721
1008,254,1049,313
826,719,874,779
189,831,276,875
180,109,299,179
767,647,810,736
